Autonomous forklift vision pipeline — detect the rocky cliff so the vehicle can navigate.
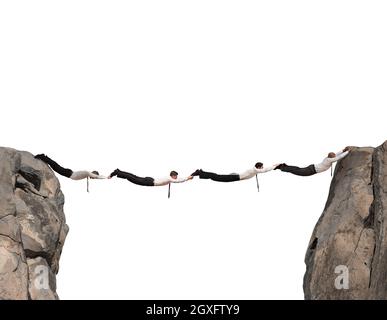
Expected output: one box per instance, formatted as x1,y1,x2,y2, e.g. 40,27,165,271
2,143,386,300
304,141,387,299
0,147,68,300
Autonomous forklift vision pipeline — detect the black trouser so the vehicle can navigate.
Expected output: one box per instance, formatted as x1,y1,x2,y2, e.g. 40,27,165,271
116,170,155,186
37,155,73,178
198,170,240,182
279,164,317,176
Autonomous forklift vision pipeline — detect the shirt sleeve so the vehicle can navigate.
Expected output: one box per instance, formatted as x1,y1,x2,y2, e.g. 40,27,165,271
255,165,276,174
89,172,107,179
332,151,349,162
172,176,189,183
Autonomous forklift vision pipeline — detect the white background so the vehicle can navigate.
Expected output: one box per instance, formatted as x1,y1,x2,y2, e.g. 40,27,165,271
0,1,386,299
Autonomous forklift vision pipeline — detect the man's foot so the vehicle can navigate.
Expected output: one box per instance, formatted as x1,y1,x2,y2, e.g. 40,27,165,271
109,169,120,178
191,169,201,176
34,154,46,160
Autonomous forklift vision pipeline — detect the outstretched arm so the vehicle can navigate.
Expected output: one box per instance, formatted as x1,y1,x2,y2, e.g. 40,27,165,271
89,172,107,179
173,176,194,183
256,164,279,173
335,146,352,157
332,151,349,162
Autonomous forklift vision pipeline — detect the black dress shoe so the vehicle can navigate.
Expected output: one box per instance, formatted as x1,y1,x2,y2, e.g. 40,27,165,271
34,154,46,160
191,169,201,176
109,169,120,178
274,164,284,170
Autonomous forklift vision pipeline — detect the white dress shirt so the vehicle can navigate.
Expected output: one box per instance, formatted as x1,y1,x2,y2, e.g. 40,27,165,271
153,176,190,186
70,171,107,180
314,151,349,173
239,164,276,180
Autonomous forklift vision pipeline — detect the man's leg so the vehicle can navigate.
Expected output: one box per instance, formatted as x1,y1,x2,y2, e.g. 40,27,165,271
115,169,154,186
278,164,316,176
198,170,240,182
35,154,73,178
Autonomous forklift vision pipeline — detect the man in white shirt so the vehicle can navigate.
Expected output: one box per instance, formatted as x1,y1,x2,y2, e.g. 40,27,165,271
35,154,106,180
191,162,278,182
275,147,351,176
108,169,193,186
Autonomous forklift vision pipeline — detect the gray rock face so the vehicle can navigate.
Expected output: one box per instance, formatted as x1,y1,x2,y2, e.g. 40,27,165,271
304,141,387,299
0,147,68,300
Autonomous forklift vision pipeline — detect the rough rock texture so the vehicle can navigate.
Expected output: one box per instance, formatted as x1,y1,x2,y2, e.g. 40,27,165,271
0,147,68,300
304,141,387,299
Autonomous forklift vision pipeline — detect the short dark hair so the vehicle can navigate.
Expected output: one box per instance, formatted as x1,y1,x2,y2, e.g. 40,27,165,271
92,171,99,175
255,162,263,169
170,170,178,177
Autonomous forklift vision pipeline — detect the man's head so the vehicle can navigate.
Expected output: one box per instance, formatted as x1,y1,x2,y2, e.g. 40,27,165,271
170,170,178,179
328,152,336,158
255,162,263,169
